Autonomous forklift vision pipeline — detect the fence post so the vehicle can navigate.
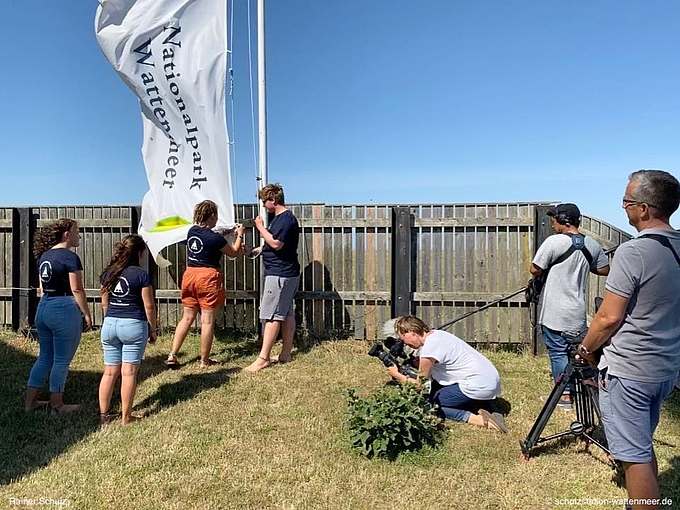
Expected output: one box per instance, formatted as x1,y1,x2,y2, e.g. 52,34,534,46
391,206,412,318
532,205,554,355
133,205,160,327
12,207,37,333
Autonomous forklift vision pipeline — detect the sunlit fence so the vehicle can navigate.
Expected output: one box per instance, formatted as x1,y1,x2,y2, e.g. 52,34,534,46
0,203,631,346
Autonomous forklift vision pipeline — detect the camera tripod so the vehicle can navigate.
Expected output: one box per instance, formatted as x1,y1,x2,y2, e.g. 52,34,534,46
520,360,613,463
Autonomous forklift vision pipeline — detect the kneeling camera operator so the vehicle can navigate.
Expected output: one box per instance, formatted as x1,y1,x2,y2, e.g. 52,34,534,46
369,315,508,433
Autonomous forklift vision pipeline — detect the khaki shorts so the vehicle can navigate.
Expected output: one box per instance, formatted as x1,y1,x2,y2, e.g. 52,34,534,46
181,267,225,310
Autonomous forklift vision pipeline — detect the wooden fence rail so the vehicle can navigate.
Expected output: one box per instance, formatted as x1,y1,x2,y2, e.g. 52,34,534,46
0,203,631,346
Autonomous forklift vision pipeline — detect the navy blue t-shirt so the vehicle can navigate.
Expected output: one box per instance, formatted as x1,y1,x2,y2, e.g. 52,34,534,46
101,266,152,321
186,225,228,268
38,248,83,296
262,210,300,277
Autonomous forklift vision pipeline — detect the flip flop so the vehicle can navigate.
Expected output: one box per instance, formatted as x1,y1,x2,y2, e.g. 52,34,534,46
480,409,508,433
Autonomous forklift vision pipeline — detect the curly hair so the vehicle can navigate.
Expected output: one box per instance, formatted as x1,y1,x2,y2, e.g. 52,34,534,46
33,218,77,259
394,315,431,336
193,200,218,226
258,183,285,205
100,234,147,292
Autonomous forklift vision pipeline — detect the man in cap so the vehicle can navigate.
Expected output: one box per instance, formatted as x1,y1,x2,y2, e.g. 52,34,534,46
529,203,610,408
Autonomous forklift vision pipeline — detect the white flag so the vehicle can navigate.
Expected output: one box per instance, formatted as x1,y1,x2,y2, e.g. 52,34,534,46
95,0,233,264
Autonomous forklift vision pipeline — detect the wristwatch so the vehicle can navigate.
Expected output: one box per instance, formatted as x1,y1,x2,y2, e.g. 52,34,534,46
577,344,593,356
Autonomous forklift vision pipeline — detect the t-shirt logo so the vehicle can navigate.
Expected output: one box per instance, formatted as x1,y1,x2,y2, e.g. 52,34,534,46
112,277,130,298
188,236,204,254
39,261,52,283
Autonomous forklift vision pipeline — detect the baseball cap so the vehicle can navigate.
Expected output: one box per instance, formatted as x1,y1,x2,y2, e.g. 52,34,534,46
546,203,581,223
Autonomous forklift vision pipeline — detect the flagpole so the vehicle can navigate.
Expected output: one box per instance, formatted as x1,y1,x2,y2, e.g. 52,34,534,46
257,0,267,337
257,0,267,225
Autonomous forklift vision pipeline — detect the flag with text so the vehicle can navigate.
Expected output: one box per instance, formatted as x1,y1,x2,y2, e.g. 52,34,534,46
95,0,233,263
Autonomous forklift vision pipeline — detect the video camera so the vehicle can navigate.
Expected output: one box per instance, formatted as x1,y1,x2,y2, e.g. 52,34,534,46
368,336,419,380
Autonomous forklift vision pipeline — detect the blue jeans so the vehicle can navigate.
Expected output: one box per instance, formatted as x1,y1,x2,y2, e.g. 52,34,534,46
28,296,83,393
541,325,571,394
101,317,148,365
431,382,494,422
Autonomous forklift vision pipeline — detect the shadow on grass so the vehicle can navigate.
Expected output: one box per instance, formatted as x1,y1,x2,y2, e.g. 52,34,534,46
658,455,679,504
135,366,240,418
0,335,240,486
0,338,104,485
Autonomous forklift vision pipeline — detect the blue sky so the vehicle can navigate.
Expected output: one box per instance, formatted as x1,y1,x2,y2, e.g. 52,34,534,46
2,1,679,233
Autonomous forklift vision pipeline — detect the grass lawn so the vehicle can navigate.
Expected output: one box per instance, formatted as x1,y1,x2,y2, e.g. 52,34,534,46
0,329,678,510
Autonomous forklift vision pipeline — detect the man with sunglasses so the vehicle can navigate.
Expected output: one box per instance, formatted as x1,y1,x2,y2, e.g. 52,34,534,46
579,170,680,510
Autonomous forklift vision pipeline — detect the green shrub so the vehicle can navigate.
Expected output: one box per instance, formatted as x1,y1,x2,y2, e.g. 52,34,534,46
345,383,443,459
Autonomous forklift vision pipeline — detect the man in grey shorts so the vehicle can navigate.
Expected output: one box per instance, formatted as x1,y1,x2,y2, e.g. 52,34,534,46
579,170,680,509
245,183,300,372
530,202,610,408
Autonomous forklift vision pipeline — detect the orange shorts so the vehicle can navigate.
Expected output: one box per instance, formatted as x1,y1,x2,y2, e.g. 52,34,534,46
180,267,225,310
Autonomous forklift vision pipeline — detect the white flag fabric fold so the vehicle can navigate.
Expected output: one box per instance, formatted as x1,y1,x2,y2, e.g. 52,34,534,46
95,0,233,264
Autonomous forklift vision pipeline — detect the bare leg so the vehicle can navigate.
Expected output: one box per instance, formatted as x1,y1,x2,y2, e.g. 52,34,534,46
278,316,296,362
170,307,199,356
623,460,661,510
98,364,121,414
245,320,281,372
199,308,216,362
25,387,48,412
120,362,140,425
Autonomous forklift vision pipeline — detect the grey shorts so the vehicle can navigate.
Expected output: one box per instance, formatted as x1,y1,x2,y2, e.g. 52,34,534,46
259,275,299,321
598,371,676,463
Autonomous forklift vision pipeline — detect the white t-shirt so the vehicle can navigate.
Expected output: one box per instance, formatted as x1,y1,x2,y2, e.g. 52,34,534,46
420,330,501,400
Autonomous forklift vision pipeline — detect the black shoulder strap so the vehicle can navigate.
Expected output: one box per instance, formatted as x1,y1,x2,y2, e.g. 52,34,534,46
639,233,680,266
569,233,594,268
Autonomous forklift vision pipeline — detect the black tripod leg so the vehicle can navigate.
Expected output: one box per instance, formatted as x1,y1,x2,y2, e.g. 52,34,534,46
520,364,574,459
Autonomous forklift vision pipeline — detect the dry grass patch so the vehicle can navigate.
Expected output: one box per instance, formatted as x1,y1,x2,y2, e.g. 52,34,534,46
0,329,678,509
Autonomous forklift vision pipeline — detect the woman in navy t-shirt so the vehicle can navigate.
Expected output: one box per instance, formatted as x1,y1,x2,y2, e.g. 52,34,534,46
25,218,92,414
166,200,244,368
98,234,157,425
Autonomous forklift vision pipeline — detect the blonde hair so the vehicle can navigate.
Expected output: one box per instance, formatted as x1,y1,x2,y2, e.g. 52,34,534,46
394,315,430,336
258,183,285,205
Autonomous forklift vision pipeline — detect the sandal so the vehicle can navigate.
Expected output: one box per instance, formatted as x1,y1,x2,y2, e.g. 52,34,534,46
99,412,118,425
479,409,508,433
165,353,181,369
199,358,219,368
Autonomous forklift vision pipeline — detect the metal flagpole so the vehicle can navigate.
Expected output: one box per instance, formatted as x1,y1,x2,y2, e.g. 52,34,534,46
257,0,267,222
257,0,267,337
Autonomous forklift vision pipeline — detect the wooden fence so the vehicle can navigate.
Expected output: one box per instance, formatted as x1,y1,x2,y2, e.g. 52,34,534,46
0,203,631,346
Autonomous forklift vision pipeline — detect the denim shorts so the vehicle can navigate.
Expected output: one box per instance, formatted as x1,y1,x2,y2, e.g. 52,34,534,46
101,317,148,365
598,371,676,463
